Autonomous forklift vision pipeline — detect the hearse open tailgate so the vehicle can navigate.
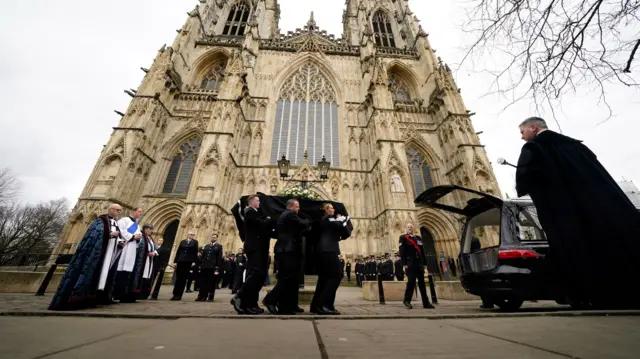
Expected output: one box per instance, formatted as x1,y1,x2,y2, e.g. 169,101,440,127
414,185,503,217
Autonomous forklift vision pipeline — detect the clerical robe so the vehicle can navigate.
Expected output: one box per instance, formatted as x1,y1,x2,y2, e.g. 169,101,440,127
113,216,142,300
49,215,113,310
516,130,640,309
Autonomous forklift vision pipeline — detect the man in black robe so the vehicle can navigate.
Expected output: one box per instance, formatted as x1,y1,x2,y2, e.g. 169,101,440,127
516,117,640,309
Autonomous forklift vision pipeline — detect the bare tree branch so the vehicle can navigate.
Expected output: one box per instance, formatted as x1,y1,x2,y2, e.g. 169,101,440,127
0,198,69,255
0,168,20,205
461,0,640,122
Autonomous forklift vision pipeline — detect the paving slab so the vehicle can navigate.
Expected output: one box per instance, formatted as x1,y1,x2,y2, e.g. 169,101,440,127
445,316,640,359
316,319,564,359
0,317,153,359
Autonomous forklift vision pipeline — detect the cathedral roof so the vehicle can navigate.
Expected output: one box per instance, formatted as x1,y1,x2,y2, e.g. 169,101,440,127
261,12,359,56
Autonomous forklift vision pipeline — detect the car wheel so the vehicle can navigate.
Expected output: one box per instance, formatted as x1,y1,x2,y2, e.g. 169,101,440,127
494,298,524,311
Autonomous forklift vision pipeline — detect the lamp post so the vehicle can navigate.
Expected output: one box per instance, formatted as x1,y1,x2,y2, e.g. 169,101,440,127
277,151,331,189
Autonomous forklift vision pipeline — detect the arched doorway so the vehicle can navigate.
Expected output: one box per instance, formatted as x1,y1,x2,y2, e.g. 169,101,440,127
420,227,439,275
162,220,180,263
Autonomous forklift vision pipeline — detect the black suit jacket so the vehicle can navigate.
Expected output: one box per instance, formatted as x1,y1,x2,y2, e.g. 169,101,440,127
243,207,274,254
317,214,349,253
201,242,223,270
274,210,310,253
398,234,427,267
174,239,199,264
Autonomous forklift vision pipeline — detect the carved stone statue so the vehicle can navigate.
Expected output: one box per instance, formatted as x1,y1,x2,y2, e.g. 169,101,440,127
390,172,405,193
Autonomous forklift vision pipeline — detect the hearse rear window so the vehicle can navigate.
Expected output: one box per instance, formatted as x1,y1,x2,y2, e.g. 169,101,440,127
516,204,546,241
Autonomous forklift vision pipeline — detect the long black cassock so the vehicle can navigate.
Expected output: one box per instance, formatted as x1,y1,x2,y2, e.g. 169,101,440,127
231,194,353,276
516,130,640,309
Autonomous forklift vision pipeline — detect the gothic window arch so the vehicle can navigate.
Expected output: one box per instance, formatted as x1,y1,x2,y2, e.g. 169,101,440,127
406,146,434,196
163,137,202,194
224,2,250,36
200,60,227,90
270,63,340,166
389,73,411,102
372,11,396,48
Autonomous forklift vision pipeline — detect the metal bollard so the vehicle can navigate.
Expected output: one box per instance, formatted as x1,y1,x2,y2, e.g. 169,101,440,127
377,272,386,304
427,274,438,304
35,264,58,296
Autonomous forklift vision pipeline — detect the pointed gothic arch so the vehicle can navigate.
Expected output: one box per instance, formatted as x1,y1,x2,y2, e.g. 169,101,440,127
405,145,435,197
371,10,396,48
224,1,251,36
387,62,420,103
199,59,227,90
270,61,340,167
191,49,230,84
162,137,202,194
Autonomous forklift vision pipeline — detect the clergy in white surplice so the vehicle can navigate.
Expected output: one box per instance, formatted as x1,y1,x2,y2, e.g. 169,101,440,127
112,207,144,302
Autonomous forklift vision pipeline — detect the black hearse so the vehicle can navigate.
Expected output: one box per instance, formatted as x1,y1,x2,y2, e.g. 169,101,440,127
415,185,566,310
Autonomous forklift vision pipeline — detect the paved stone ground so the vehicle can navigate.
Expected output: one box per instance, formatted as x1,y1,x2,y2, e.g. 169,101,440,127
0,285,573,318
1,316,639,358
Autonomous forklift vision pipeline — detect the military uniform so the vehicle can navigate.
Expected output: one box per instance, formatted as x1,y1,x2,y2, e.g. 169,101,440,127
197,241,223,301
399,233,434,309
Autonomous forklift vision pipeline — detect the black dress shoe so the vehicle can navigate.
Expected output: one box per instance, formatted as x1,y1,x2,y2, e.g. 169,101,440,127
423,303,435,309
230,295,244,314
245,307,262,315
295,306,304,313
252,307,265,314
263,302,279,315
195,298,206,302
317,307,339,315
310,307,319,314
185,290,193,293
170,296,181,301
403,301,413,309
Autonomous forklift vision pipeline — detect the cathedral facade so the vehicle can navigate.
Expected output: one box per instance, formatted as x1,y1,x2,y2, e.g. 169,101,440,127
54,0,501,263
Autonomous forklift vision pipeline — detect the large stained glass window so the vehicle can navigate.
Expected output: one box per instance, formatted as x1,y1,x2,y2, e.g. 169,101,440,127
406,146,434,196
163,137,202,194
270,63,339,166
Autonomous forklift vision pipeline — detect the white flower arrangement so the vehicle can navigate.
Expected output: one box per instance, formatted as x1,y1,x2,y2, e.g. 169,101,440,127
279,186,320,200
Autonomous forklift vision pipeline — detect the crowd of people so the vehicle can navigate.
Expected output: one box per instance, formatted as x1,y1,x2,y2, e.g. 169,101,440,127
47,197,440,313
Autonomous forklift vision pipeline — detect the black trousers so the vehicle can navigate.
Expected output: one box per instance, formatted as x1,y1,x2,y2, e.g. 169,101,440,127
232,267,245,293
346,271,351,282
238,250,268,308
263,252,298,312
172,262,191,298
198,268,220,300
112,271,132,301
404,264,430,305
311,253,343,310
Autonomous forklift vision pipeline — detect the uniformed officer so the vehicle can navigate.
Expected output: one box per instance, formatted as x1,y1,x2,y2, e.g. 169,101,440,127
196,233,223,302
399,223,435,309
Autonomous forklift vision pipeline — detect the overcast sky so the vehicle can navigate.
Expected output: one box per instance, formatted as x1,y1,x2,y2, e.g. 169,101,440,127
1,0,638,205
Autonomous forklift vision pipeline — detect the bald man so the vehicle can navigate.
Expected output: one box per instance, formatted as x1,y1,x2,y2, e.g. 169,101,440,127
50,203,124,310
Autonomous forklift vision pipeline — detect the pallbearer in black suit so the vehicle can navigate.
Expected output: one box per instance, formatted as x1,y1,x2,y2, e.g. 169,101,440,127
399,223,435,309
231,194,274,314
170,231,199,301
310,203,350,315
262,199,310,315
345,262,351,282
196,233,223,302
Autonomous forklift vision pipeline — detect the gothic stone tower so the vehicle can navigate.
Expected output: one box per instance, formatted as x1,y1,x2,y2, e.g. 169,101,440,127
53,0,501,263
